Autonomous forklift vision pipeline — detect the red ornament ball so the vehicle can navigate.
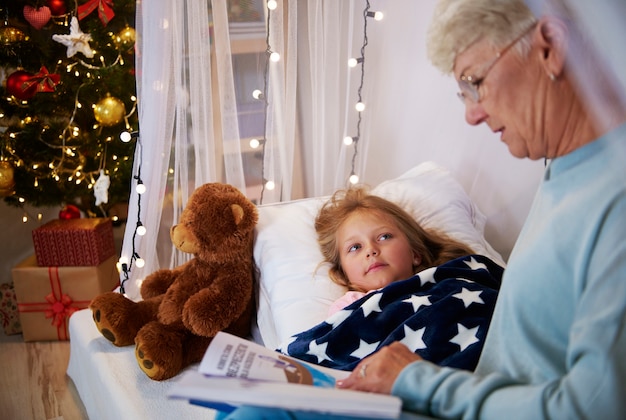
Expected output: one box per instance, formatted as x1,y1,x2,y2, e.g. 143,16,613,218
46,0,67,16
6,70,37,101
59,204,81,220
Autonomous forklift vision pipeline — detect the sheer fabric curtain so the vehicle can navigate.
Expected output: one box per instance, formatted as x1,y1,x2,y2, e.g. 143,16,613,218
121,0,365,299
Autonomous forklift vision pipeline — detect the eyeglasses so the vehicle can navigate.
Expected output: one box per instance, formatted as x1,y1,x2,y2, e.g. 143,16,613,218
457,26,534,103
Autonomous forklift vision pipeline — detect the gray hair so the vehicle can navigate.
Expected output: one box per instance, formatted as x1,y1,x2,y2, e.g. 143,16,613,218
426,0,537,74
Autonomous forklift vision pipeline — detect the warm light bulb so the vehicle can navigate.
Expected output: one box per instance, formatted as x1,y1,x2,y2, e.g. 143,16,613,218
120,131,132,142
349,174,359,184
136,183,146,194
137,225,147,236
343,136,355,145
265,180,275,190
270,52,280,62
136,258,145,268
249,138,260,149
355,102,365,112
252,89,263,99
348,57,363,68
267,0,278,10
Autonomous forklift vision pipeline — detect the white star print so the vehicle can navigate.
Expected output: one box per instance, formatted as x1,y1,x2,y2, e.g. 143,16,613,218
418,267,437,286
327,309,352,328
400,325,427,352
453,287,485,308
450,323,480,351
464,256,488,271
350,339,380,359
307,340,332,364
403,294,432,312
360,293,383,317
52,17,94,58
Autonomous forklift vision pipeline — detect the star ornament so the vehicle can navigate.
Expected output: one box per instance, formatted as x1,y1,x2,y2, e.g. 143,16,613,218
52,17,94,58
93,169,110,205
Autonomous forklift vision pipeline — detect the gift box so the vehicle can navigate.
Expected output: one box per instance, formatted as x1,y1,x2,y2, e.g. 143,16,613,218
32,218,116,266
12,255,120,341
1,282,22,335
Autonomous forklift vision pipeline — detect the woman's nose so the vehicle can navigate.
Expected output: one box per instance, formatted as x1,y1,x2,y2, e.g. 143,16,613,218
464,100,488,126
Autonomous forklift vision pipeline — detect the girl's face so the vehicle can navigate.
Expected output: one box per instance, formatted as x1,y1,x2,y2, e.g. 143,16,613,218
336,210,420,293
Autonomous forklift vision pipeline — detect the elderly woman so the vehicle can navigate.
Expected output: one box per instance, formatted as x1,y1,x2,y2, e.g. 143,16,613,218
222,0,626,418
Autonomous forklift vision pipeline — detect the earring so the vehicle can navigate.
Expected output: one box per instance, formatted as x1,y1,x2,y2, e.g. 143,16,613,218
549,73,556,81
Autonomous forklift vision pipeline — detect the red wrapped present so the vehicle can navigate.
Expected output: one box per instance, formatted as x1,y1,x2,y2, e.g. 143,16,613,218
1,282,22,335
32,218,116,266
12,255,120,341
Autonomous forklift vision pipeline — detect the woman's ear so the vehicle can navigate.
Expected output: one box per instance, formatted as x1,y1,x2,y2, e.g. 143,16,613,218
534,16,568,80
413,253,422,267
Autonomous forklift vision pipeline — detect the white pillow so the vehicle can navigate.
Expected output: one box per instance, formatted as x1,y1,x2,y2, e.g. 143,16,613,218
253,162,503,349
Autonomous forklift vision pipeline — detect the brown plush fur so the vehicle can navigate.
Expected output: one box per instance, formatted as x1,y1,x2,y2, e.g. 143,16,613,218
89,183,257,380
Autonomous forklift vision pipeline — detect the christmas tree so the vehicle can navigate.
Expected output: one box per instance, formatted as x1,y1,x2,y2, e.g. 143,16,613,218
0,0,137,221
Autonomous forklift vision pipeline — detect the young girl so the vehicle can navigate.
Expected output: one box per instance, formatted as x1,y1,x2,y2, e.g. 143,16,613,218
315,187,474,315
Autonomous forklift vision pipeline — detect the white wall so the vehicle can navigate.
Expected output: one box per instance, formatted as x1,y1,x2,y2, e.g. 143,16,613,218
345,0,544,260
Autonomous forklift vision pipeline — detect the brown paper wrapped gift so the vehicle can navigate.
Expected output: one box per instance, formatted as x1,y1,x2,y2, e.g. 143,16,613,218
32,218,116,266
12,255,119,341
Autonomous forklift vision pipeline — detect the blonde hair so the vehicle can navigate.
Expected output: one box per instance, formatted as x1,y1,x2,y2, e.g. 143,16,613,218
426,0,537,74
315,187,474,289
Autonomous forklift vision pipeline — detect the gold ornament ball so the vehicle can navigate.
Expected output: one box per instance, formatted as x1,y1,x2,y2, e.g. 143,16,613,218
0,161,15,191
0,26,28,45
114,26,136,50
94,96,126,126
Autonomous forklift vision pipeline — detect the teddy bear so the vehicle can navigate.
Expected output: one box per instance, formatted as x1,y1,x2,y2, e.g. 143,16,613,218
89,183,258,381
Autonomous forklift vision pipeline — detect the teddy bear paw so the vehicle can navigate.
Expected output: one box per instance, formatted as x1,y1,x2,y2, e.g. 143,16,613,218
90,293,139,346
134,322,184,381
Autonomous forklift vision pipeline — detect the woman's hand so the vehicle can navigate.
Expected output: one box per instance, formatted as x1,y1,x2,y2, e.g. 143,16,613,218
336,342,422,394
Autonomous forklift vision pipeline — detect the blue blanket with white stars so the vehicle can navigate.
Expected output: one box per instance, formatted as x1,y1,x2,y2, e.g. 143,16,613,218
278,255,502,372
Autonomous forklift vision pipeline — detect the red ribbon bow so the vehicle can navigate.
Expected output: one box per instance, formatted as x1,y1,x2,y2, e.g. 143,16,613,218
44,292,78,327
77,0,115,26
23,67,61,94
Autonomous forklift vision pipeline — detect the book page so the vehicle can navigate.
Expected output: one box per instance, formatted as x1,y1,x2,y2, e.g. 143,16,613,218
199,332,347,386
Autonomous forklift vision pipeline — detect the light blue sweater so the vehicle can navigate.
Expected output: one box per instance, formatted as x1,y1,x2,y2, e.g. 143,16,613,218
222,126,626,420
393,125,626,419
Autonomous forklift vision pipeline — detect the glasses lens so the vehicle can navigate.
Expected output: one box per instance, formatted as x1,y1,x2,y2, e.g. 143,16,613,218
458,79,479,103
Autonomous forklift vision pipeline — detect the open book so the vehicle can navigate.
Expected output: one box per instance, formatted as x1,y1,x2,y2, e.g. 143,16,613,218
167,332,402,418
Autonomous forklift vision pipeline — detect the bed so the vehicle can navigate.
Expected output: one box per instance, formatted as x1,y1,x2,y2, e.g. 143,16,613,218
67,161,507,420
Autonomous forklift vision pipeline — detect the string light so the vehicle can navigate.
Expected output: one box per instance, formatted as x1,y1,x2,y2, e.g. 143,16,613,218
258,1,279,204
118,132,144,295
348,57,363,68
367,11,384,21
249,138,263,149
345,0,381,185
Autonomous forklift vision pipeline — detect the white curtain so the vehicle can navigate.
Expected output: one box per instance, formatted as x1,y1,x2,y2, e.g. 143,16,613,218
120,0,371,299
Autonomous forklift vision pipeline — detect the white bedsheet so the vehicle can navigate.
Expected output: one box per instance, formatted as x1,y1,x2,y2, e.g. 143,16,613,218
67,309,215,420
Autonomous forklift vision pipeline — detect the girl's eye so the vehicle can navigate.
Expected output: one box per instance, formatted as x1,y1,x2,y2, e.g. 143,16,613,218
348,244,361,253
379,233,392,241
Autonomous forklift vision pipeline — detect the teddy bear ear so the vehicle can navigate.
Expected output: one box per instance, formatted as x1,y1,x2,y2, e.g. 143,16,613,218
230,204,244,225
